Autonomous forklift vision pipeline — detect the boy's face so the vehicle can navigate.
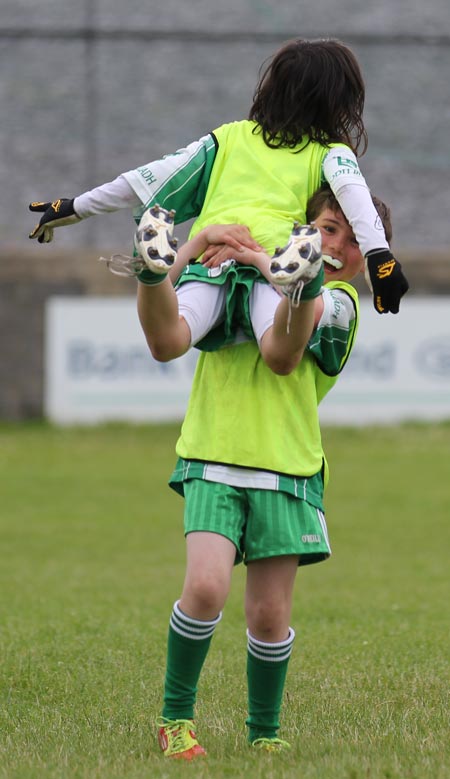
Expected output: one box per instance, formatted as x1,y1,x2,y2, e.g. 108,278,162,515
312,207,364,283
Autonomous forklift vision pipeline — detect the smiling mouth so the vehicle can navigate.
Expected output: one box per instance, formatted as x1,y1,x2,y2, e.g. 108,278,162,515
323,254,343,271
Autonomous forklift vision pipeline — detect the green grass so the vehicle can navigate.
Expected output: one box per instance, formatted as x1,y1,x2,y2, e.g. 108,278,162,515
0,421,449,779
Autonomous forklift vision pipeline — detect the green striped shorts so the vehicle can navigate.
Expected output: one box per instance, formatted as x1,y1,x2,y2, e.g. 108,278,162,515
182,479,331,566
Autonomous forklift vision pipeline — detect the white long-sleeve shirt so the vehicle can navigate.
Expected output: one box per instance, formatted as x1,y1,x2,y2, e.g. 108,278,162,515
74,133,389,256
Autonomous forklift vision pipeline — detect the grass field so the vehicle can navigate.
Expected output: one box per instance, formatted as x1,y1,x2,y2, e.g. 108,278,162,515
0,421,449,779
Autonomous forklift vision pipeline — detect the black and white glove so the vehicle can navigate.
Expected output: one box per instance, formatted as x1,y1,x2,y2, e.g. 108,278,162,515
29,198,81,243
365,249,409,314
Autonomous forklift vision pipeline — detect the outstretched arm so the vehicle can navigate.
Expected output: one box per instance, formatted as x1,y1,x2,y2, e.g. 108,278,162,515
29,135,218,243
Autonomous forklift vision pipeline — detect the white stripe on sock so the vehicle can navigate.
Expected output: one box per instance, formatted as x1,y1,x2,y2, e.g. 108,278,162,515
170,600,222,640
247,627,295,662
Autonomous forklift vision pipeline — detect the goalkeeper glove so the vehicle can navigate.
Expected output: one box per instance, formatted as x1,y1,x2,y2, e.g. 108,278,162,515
364,249,409,314
29,198,81,243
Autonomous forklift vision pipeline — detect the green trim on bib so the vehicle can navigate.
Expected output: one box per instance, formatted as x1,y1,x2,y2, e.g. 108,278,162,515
169,457,324,510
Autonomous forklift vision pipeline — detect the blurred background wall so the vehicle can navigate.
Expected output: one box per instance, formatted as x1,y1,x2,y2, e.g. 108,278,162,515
1,0,450,418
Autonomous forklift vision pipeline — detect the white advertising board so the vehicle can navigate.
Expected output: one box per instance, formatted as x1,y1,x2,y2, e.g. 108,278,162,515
319,296,450,424
45,296,450,425
45,297,198,423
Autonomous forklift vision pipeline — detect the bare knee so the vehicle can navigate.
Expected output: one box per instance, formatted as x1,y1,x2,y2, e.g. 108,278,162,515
182,569,230,618
246,597,290,641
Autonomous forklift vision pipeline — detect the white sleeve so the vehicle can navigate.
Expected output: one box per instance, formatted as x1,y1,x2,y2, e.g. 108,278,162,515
322,147,389,256
308,285,358,375
122,134,217,207
74,175,141,218
74,134,216,221
316,285,355,331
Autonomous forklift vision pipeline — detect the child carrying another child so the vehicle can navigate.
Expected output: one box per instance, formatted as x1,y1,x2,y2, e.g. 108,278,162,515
29,38,408,355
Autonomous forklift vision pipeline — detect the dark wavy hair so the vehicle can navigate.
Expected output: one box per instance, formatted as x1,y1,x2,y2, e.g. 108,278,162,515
249,38,368,155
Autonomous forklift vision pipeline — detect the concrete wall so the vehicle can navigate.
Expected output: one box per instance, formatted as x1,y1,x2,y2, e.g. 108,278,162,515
0,249,135,419
1,0,450,418
3,0,450,253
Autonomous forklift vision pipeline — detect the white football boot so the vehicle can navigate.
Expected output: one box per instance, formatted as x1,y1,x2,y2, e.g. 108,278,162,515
134,204,178,273
269,223,322,287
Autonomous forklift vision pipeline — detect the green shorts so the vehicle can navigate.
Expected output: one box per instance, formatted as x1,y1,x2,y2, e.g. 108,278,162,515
176,261,266,351
182,479,331,567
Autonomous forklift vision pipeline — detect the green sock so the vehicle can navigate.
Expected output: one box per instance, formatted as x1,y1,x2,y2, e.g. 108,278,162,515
137,267,167,286
246,628,295,743
300,263,325,300
162,601,222,720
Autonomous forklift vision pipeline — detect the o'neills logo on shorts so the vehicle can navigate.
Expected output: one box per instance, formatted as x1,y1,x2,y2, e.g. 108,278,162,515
301,534,321,543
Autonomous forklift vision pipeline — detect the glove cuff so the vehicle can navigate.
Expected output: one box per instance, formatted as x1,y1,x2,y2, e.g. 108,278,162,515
68,198,80,219
365,248,394,262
